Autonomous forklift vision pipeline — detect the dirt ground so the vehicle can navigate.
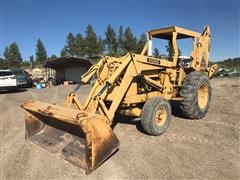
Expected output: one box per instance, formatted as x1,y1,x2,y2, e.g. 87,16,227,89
0,77,239,179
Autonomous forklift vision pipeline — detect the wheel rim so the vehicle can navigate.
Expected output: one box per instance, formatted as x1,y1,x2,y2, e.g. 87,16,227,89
198,84,208,109
155,107,167,127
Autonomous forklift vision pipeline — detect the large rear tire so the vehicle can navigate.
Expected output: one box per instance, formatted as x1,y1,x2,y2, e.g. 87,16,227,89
141,97,172,136
179,71,211,119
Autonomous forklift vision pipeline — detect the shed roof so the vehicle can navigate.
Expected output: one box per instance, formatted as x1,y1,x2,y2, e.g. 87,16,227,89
148,26,201,40
44,57,92,69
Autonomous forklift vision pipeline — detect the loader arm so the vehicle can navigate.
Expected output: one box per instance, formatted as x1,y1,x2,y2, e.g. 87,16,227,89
81,54,135,122
98,60,136,121
66,52,173,122
81,58,104,84
64,58,105,110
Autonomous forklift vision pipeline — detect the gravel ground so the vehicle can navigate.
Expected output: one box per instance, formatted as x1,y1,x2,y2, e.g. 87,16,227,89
0,77,239,179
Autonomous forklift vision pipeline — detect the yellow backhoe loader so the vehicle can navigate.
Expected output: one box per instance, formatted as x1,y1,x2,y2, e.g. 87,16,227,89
21,26,218,174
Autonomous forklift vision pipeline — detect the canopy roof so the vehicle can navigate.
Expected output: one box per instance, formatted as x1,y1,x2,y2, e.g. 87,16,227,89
148,26,201,40
44,57,92,69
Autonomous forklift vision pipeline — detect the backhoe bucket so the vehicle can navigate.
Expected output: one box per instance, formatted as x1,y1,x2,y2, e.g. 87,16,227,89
21,101,119,175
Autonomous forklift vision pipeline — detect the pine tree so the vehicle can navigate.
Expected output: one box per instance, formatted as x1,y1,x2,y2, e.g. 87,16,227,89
3,47,9,60
0,57,7,69
178,48,182,56
165,41,182,58
60,48,67,57
49,54,57,60
165,41,173,58
75,33,85,57
136,33,147,53
122,27,137,53
0,57,4,64
29,55,34,62
153,48,160,58
29,55,34,69
84,24,101,59
4,42,22,68
98,36,104,55
118,26,124,55
36,39,47,65
66,33,76,56
104,24,118,56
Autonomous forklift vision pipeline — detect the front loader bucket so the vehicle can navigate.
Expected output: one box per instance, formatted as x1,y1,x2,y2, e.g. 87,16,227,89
21,101,119,175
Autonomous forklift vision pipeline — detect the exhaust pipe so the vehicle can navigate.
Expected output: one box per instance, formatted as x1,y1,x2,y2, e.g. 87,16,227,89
147,36,153,57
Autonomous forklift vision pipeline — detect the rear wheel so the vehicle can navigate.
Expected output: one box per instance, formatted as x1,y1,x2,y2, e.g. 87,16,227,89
179,71,211,119
141,97,172,136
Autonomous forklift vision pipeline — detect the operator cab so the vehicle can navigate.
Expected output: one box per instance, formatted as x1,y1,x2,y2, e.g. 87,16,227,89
145,26,201,67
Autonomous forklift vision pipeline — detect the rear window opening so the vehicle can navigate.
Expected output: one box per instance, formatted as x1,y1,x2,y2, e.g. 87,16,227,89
0,71,14,76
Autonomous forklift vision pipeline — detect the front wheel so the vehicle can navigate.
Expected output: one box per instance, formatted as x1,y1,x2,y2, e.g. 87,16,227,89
141,97,172,136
